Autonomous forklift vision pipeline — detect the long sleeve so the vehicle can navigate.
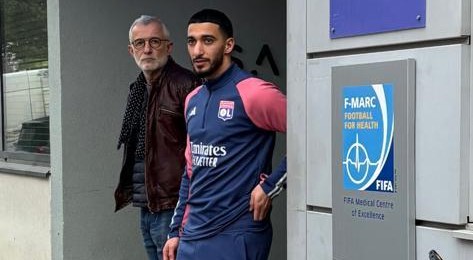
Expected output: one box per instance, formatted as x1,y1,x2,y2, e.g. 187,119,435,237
237,78,287,199
260,156,287,198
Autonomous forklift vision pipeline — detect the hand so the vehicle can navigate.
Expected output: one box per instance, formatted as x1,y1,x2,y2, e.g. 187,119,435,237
163,237,180,260
249,184,271,221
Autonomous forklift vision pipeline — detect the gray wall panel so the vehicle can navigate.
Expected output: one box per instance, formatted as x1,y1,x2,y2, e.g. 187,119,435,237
307,212,332,260
287,0,308,259
305,213,473,260
306,58,332,208
416,226,463,259
307,45,469,224
307,0,470,53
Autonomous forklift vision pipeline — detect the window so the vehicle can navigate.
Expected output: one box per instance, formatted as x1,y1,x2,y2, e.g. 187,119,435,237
1,0,49,162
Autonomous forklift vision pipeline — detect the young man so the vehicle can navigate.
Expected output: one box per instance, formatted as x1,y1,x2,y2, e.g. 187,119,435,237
114,15,197,260
163,9,287,260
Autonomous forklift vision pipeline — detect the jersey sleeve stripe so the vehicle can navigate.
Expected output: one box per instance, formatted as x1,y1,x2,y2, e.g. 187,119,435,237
267,172,287,198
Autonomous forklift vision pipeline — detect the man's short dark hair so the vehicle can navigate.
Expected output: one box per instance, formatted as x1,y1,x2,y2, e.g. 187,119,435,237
188,9,233,38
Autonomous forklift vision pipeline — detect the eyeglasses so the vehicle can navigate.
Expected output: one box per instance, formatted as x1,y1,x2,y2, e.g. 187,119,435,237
131,37,169,50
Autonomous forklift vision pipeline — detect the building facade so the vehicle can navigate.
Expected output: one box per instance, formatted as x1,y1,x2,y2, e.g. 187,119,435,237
288,0,473,259
3,0,473,259
1,0,286,259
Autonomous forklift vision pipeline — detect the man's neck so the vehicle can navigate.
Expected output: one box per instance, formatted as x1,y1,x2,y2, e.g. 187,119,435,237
144,69,162,86
206,59,232,81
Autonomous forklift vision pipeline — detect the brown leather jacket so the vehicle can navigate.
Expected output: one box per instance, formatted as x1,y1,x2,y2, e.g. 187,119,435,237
114,58,198,212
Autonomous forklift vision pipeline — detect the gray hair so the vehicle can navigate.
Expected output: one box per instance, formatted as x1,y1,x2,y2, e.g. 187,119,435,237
129,15,171,42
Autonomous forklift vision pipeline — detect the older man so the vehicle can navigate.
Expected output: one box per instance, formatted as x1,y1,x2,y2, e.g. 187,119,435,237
114,15,197,260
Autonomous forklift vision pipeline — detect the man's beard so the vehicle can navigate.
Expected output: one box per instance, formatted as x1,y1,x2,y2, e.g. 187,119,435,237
140,55,168,72
193,53,224,79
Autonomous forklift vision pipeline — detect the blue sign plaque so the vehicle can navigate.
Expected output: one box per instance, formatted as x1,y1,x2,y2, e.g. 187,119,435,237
342,84,394,193
330,0,426,38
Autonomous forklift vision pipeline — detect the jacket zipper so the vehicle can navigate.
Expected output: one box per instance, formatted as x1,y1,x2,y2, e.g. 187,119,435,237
160,107,183,117
202,86,211,129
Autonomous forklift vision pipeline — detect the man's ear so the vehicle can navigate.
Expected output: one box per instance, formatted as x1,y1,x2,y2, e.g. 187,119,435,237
224,37,235,54
128,45,134,56
166,42,174,55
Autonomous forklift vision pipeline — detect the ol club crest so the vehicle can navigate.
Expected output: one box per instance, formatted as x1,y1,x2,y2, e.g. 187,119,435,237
218,100,234,121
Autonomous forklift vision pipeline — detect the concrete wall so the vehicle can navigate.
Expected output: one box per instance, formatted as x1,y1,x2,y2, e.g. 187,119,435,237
0,173,51,260
287,0,307,259
287,0,473,259
48,0,286,259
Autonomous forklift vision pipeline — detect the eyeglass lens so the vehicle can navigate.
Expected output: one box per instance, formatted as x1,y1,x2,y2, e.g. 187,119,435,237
132,38,167,50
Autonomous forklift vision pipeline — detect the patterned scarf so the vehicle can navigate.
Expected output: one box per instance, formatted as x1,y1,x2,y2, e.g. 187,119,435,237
117,72,147,159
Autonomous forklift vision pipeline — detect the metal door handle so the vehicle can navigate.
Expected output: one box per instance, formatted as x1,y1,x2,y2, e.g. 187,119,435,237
429,250,443,260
